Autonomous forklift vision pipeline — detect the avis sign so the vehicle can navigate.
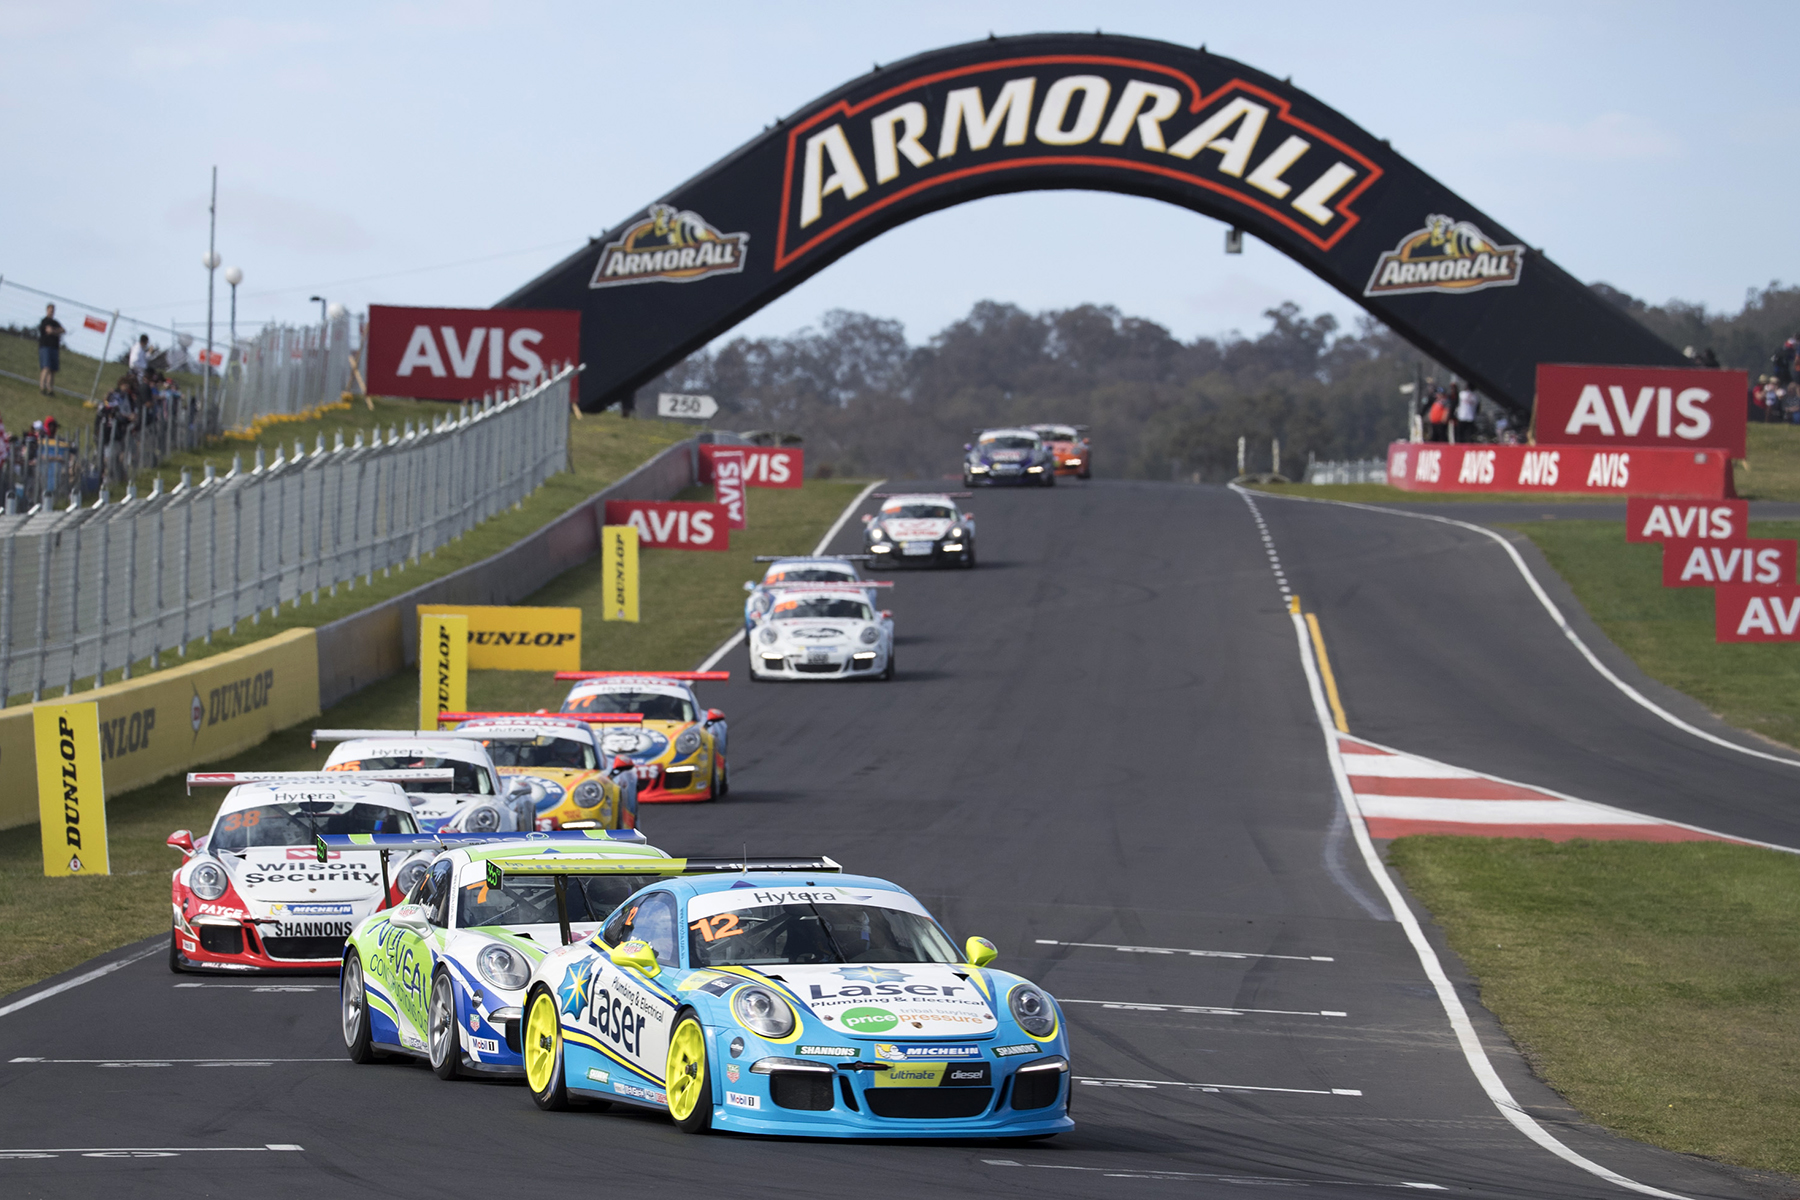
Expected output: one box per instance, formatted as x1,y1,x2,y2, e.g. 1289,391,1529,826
366,306,579,402
1625,499,1748,544
603,501,729,551
1717,586,1800,642
1662,540,1796,588
697,444,802,489
711,449,747,530
1536,365,1747,459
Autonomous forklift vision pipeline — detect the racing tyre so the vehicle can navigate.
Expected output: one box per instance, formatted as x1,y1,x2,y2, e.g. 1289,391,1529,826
428,971,462,1080
341,950,380,1064
665,1010,713,1134
882,650,896,682
964,545,977,569
746,646,765,682
708,755,724,803
168,929,184,974
718,754,730,798
524,986,570,1111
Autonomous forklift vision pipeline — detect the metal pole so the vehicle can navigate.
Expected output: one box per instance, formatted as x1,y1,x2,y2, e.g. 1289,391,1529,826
152,485,165,670
89,310,119,403
95,504,108,684
0,534,13,706
32,533,52,702
179,470,192,656
204,166,217,410
123,491,138,680
67,518,83,695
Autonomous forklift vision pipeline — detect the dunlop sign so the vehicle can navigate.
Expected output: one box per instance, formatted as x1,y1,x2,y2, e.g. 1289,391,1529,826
419,613,468,729
603,525,640,623
35,702,109,877
421,606,581,671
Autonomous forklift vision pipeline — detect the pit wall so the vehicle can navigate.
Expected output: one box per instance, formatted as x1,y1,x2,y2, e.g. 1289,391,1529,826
1386,441,1734,498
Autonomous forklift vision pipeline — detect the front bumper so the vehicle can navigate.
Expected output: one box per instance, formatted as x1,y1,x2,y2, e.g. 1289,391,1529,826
753,647,884,679
174,919,346,973
867,540,968,567
634,758,715,803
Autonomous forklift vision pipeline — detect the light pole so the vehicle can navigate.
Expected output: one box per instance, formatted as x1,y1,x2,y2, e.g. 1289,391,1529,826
202,165,219,408
224,266,242,416
308,295,328,328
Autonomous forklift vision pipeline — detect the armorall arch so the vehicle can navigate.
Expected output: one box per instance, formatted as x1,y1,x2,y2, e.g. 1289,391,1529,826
503,32,1683,415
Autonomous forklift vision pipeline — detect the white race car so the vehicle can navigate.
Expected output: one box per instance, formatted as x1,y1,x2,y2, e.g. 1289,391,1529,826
315,731,536,833
169,771,442,974
743,555,886,629
862,493,976,568
747,582,896,681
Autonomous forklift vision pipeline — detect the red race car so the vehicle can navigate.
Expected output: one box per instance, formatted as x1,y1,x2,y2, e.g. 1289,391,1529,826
1028,423,1091,478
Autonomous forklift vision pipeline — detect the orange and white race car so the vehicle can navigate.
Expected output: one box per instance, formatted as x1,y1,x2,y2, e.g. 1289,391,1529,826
555,672,731,802
436,712,642,831
1027,424,1091,478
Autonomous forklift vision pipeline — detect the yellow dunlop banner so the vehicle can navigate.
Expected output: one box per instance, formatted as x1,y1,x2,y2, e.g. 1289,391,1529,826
34,702,109,877
604,524,639,623
420,606,581,671
419,613,468,728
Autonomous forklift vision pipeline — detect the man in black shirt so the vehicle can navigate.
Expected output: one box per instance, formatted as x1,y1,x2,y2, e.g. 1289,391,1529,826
36,304,66,395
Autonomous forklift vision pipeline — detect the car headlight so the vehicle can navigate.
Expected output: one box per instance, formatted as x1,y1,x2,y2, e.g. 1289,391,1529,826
675,727,702,756
759,627,779,645
732,984,796,1039
395,858,429,896
190,861,227,900
868,526,886,541
1009,985,1057,1037
572,780,602,807
476,943,530,990
949,527,963,538
859,626,879,645
462,804,504,832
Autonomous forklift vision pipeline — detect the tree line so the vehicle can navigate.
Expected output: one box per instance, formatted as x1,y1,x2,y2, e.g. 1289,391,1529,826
634,282,1800,482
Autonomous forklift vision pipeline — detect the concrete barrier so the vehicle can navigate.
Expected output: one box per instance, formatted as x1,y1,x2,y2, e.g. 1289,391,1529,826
314,437,696,707
0,629,321,831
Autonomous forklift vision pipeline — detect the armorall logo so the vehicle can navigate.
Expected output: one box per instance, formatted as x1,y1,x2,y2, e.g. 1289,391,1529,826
591,204,750,289
1364,214,1525,297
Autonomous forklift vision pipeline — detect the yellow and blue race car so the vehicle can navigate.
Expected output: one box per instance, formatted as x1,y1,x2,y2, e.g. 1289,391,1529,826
515,860,1074,1138
556,672,730,803
437,712,642,831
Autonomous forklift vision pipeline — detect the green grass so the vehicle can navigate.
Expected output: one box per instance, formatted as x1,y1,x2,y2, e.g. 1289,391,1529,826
12,410,687,703
1734,423,1800,501
1513,519,1800,749
0,477,866,1000
1388,837,1800,1175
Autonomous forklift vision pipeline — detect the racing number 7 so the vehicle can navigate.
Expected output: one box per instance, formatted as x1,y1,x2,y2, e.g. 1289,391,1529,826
687,914,742,943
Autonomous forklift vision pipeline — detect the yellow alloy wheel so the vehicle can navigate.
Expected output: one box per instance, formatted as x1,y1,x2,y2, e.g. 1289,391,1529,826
525,991,560,1096
665,1015,711,1132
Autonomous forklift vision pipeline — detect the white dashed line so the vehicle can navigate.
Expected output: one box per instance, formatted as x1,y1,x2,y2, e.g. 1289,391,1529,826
9,1057,337,1066
0,1144,303,1161
1077,1076,1361,1096
173,983,333,992
1036,938,1333,962
982,1159,1443,1189
1063,998,1347,1018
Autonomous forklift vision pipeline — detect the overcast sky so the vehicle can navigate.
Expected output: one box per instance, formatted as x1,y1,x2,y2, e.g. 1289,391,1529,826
2,0,1791,353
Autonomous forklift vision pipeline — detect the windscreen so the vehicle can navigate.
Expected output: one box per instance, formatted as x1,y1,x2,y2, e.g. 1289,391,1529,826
458,874,659,929
882,504,955,519
210,802,416,851
980,435,1039,450
767,566,855,583
327,756,494,795
479,735,597,770
687,901,961,967
771,597,873,621
1037,426,1077,441
562,690,697,723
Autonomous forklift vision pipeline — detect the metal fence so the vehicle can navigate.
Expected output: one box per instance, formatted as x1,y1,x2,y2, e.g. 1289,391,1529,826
1304,458,1388,485
223,314,356,431
0,364,575,704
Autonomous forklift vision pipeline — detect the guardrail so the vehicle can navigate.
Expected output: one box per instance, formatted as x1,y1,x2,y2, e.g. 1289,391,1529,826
1304,458,1388,485
0,364,576,705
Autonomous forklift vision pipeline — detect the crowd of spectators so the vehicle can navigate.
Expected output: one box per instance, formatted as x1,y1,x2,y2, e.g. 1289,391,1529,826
1751,334,1800,423
94,337,197,484
1415,378,1518,444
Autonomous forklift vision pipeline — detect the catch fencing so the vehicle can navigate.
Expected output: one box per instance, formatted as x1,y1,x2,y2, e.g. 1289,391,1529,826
223,313,357,431
0,364,575,704
1304,458,1388,485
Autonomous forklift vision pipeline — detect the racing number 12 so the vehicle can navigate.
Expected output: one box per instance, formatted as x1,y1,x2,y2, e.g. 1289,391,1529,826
688,914,742,942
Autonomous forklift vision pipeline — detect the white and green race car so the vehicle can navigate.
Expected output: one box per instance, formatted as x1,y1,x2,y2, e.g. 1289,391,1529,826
332,830,673,1078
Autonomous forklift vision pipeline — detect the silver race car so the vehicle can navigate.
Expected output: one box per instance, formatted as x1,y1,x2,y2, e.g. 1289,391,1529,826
748,583,896,681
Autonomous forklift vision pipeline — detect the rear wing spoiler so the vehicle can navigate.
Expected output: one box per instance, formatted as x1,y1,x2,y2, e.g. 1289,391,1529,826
554,671,730,682
760,580,892,589
314,828,648,863
485,854,842,945
185,769,453,795
434,712,644,726
310,729,540,749
753,554,876,562
871,492,972,499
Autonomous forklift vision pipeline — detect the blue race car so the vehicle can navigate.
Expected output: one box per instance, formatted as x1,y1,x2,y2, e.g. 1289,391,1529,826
964,427,1057,487
515,860,1073,1138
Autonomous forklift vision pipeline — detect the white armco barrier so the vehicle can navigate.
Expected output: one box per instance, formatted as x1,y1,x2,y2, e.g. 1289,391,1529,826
0,364,577,705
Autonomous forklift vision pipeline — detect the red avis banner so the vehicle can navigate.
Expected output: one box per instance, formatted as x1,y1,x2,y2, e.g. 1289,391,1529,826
366,305,579,401
1626,498,1749,543
1386,443,1733,498
697,444,803,489
711,450,746,530
1535,364,1747,459
1716,585,1800,642
1662,539,1796,588
602,500,729,551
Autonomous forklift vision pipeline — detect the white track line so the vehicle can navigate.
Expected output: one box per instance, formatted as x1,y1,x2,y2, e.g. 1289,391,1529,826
0,942,162,1020
0,1144,303,1156
1063,998,1347,1018
982,1160,1445,1189
173,983,333,991
10,1057,338,1065
1036,938,1333,962
1241,485,1800,771
1078,1075,1361,1096
693,477,887,672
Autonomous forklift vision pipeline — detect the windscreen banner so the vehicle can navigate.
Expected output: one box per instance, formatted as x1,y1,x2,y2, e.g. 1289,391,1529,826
365,305,579,401
697,444,803,488
1534,365,1748,459
1386,443,1733,498
602,500,730,550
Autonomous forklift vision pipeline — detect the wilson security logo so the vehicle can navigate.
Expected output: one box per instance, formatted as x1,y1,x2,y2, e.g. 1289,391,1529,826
1364,214,1525,297
590,204,750,288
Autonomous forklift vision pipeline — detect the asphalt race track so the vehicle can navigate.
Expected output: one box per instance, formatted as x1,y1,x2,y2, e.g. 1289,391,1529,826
5,481,1795,1199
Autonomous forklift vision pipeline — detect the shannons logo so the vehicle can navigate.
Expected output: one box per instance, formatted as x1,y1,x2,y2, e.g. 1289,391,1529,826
590,205,750,289
1363,214,1525,297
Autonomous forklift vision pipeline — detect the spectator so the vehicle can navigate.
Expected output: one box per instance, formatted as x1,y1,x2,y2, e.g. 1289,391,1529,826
1774,339,1796,386
96,379,133,485
1425,388,1451,442
36,304,66,395
1700,347,1721,369
128,334,154,379
1455,386,1478,443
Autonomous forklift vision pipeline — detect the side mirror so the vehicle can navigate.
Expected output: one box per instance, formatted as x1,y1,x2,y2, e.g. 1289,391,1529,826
608,938,661,977
964,936,998,968
705,708,725,723
859,513,873,524
167,830,195,856
743,580,755,592
963,443,972,451
390,904,431,932
612,754,635,773
506,778,532,797
880,610,892,620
